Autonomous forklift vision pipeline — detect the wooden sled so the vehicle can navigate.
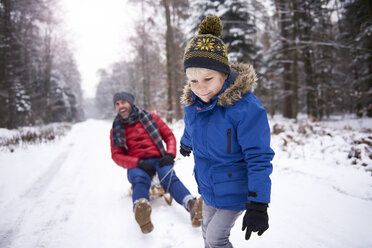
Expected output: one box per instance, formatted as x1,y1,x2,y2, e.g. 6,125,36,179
129,175,173,206
149,184,173,206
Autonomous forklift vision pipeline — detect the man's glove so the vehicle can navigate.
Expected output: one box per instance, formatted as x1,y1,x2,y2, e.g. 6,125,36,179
242,202,269,240
137,160,156,178
180,143,192,157
158,154,175,167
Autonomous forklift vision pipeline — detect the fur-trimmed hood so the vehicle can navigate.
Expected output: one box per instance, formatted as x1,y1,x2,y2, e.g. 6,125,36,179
180,63,257,107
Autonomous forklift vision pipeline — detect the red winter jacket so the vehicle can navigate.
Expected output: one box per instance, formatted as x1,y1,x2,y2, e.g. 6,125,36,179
110,112,176,169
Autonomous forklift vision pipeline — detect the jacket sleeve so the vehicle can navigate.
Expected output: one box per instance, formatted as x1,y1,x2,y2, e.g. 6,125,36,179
110,129,139,169
180,108,193,149
236,99,274,204
152,113,177,157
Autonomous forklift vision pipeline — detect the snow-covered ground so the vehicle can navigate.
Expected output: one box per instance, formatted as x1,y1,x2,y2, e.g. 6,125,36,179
0,117,371,248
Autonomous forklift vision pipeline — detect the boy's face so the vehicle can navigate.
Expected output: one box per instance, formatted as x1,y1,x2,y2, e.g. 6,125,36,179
115,99,132,119
186,68,228,103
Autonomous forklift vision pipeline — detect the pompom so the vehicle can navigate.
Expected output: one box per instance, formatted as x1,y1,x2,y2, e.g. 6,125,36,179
198,15,223,37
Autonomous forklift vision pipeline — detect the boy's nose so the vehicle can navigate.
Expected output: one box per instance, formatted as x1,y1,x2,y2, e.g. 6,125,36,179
198,85,207,92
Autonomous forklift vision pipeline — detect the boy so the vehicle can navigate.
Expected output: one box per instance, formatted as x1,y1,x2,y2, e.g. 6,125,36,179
180,16,275,247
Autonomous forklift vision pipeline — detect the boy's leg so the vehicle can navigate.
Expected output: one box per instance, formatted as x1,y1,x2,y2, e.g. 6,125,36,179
202,202,217,248
202,202,242,248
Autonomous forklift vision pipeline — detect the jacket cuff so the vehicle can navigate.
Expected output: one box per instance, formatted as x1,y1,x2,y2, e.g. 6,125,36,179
245,202,268,212
180,143,192,151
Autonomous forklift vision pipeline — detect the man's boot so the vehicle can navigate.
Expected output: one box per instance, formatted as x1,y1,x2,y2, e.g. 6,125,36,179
134,198,153,234
187,196,203,227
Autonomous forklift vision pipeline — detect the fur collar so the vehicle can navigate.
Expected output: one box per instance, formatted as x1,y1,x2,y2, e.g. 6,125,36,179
180,63,257,107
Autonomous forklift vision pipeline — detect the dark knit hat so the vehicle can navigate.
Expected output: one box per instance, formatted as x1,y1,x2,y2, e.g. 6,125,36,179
184,15,230,74
113,92,135,105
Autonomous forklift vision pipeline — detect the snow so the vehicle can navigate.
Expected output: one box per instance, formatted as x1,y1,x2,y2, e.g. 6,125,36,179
0,117,372,248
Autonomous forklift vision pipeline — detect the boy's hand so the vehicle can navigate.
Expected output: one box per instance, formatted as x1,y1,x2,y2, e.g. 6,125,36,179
137,160,156,178
180,143,192,157
242,202,269,240
159,154,175,167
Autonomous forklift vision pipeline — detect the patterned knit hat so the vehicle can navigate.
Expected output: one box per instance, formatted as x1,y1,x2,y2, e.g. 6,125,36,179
184,15,230,74
113,92,135,106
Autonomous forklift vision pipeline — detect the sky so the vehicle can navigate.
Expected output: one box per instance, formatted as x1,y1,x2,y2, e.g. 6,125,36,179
61,0,137,99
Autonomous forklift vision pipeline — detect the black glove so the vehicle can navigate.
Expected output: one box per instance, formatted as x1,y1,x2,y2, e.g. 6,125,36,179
137,160,156,178
180,143,192,157
242,202,269,240
158,154,175,167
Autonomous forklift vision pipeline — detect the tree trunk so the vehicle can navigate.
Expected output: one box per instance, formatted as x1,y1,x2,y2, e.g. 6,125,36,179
301,2,317,120
275,0,293,118
2,0,16,129
140,0,149,110
43,30,51,123
163,0,175,122
291,0,299,119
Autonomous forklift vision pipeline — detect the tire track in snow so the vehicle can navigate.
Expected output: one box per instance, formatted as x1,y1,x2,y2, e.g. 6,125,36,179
22,148,71,198
0,210,26,248
0,144,74,248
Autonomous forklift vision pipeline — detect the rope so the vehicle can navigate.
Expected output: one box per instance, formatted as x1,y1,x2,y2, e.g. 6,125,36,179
158,166,174,193
157,157,181,192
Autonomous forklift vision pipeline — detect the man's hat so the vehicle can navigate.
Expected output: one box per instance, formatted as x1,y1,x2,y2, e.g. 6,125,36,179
113,92,135,106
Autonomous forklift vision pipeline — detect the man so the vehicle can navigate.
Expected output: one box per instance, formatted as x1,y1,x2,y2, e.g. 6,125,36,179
110,91,202,234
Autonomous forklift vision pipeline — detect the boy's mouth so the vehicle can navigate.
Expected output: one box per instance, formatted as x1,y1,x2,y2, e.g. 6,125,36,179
199,92,211,97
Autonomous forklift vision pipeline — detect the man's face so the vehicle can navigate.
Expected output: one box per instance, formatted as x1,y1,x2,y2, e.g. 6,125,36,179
186,68,228,103
115,99,132,119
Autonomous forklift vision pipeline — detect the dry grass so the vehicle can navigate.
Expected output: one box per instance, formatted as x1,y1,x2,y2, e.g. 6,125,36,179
0,123,72,152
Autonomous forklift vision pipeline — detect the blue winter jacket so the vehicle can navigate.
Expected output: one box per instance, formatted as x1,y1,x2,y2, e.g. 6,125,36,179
180,63,274,211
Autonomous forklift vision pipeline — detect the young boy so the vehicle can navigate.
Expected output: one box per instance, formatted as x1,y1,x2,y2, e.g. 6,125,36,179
110,92,202,234
180,16,275,247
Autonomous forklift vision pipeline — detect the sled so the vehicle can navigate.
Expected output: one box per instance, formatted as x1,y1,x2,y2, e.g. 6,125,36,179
129,174,173,206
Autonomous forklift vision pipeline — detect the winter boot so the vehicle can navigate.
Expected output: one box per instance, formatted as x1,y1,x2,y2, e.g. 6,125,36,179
134,198,153,234
187,196,203,227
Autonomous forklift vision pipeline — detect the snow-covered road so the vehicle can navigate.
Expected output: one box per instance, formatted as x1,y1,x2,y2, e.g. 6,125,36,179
0,119,371,248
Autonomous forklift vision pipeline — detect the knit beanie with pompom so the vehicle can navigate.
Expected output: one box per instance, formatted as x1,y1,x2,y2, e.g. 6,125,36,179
184,15,230,74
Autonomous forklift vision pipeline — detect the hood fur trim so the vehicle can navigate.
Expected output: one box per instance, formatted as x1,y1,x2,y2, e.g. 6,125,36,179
180,63,257,107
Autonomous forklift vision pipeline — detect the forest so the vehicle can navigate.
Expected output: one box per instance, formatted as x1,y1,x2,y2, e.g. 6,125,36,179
0,0,83,129
1,0,371,128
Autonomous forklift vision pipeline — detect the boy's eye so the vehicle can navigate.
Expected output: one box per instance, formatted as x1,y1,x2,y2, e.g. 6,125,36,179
205,77,212,81
190,80,198,83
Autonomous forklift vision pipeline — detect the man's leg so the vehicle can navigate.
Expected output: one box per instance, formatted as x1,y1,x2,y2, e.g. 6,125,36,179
202,202,242,248
154,161,203,227
127,168,151,204
127,168,153,233
155,163,191,205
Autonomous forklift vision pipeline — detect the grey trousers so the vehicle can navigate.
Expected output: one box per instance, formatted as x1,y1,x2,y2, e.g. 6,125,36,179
202,202,243,248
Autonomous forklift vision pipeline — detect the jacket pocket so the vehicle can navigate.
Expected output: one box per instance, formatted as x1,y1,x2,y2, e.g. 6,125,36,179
212,165,248,207
227,128,231,154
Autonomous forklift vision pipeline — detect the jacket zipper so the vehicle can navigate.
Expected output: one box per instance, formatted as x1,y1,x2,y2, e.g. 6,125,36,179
227,128,231,154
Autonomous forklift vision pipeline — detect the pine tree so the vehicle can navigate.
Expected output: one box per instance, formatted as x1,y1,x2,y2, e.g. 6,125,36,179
0,0,83,127
338,0,372,117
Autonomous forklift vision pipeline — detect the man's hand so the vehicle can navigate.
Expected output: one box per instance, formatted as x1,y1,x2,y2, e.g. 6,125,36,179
158,154,175,167
242,202,269,240
180,143,192,157
137,160,156,178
